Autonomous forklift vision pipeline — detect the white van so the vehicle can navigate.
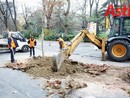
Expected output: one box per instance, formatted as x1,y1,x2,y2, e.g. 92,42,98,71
0,31,29,52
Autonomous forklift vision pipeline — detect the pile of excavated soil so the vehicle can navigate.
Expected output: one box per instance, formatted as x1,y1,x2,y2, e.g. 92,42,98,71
22,56,109,79
6,56,108,79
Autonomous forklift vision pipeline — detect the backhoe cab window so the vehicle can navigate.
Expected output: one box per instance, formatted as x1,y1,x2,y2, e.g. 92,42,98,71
122,18,130,35
109,19,119,37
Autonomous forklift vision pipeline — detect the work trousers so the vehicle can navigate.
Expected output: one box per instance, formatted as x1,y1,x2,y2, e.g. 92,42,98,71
30,47,35,57
10,48,16,63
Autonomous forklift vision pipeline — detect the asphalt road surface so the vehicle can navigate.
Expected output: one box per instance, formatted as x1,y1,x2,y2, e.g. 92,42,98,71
1,41,130,67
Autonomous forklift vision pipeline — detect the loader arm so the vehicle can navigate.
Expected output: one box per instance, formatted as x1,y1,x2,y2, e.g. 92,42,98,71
53,29,102,71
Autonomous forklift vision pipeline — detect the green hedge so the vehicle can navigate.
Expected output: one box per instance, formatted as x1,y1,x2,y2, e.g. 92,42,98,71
44,33,75,41
22,30,39,39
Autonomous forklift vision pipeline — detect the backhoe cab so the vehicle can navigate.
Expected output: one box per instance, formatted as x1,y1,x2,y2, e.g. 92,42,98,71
107,16,130,62
53,16,130,72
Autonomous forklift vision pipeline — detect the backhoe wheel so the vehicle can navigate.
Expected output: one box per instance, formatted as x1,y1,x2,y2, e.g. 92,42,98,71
107,40,129,62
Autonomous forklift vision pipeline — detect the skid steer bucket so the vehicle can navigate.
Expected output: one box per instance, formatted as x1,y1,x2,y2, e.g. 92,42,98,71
53,52,66,72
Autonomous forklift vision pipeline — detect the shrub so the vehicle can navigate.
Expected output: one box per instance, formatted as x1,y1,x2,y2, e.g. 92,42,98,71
44,29,53,37
44,33,75,41
21,30,39,39
44,33,56,41
62,34,75,41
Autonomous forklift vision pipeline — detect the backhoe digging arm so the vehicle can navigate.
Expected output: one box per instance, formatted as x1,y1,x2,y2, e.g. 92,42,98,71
53,29,102,72
66,30,102,57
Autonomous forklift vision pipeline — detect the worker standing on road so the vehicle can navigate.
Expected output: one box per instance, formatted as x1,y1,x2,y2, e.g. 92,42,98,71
57,37,66,51
8,33,19,63
28,36,37,57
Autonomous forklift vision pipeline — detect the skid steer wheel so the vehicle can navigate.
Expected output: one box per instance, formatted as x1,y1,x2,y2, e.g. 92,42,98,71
107,40,130,62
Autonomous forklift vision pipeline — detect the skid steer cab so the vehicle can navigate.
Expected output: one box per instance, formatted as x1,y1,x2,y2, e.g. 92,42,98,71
0,31,29,52
107,16,130,62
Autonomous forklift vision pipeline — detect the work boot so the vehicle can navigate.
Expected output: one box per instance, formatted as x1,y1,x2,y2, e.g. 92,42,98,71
33,55,36,58
11,60,15,63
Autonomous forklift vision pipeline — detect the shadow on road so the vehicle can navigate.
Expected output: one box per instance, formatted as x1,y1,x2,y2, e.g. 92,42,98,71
0,51,29,54
0,51,10,54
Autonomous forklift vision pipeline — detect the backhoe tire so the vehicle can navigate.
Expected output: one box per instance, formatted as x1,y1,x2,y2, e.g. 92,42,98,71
107,40,130,62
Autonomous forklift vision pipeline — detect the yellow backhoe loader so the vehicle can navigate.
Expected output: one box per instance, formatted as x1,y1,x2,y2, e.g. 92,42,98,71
53,16,130,71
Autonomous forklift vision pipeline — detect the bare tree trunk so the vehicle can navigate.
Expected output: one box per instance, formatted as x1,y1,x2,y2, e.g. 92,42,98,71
12,0,17,30
89,0,94,17
95,0,99,17
95,0,99,35
5,8,8,28
46,16,51,29
21,4,29,29
82,0,87,29
0,1,10,29
45,0,56,29
6,0,17,31
64,0,70,34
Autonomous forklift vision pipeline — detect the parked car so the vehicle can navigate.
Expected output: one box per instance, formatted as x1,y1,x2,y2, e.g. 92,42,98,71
0,31,29,52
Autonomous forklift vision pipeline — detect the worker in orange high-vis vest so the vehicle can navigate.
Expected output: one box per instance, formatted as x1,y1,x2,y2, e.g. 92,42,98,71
28,36,37,57
8,33,19,63
57,37,66,51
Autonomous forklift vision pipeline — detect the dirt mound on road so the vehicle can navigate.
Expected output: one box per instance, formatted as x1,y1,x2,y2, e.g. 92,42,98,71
6,56,108,79
25,57,109,79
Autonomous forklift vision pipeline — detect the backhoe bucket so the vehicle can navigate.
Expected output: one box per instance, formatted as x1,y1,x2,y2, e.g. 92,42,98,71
53,52,66,72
